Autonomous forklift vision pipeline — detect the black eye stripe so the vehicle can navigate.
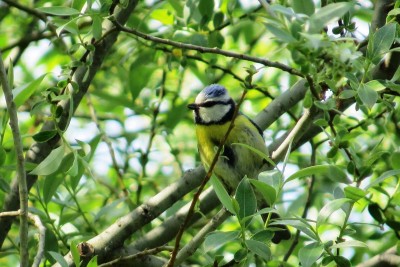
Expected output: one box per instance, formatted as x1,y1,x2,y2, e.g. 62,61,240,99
199,100,230,107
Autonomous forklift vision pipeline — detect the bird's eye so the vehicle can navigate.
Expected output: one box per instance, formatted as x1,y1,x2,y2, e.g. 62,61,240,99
201,101,217,107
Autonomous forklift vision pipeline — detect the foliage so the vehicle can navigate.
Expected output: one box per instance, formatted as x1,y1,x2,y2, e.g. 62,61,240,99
0,0,399,266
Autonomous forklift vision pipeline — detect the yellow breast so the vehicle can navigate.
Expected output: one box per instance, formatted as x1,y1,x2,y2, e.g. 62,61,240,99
195,115,268,191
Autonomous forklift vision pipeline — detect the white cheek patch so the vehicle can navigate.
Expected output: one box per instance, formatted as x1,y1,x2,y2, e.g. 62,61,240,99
199,104,231,123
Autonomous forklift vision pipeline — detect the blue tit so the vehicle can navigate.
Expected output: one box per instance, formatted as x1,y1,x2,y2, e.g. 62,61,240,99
188,84,290,243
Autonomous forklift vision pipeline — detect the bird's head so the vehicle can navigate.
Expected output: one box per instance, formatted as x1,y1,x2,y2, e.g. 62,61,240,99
188,84,235,124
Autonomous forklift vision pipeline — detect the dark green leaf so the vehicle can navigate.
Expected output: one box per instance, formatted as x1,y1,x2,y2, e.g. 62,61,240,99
43,174,64,204
198,0,214,17
213,12,224,28
32,130,58,143
235,178,257,220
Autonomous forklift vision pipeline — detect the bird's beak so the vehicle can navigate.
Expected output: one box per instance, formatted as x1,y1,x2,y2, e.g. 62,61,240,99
187,103,197,110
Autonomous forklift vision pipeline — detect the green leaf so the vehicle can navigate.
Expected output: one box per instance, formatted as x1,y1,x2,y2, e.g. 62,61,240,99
249,179,276,205
367,23,396,64
70,240,80,267
285,165,349,184
271,219,317,240
87,255,98,267
204,231,240,252
198,0,214,17
210,175,235,214
8,59,13,89
299,242,324,267
344,186,366,201
0,178,11,193
258,170,282,190
365,80,386,91
0,145,6,166
128,59,156,103
151,9,174,25
36,6,81,16
391,152,400,169
308,2,353,33
30,145,65,176
330,240,368,249
49,251,69,267
365,169,400,190
265,23,296,43
339,90,356,99
213,12,224,28
245,239,271,261
91,15,102,39
94,198,125,221
43,173,64,204
251,229,274,242
291,0,315,16
13,74,47,107
358,83,379,109
235,178,257,221
32,130,58,143
317,198,353,229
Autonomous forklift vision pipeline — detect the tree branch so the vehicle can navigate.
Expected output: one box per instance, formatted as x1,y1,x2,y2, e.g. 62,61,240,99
112,21,304,78
0,51,29,266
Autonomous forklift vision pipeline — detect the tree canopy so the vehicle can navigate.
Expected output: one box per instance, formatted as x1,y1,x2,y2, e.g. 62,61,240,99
0,0,399,266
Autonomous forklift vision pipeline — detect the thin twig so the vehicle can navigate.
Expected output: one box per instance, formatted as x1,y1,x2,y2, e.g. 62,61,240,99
137,70,167,203
0,52,29,266
98,246,174,267
282,141,317,262
166,89,249,267
87,93,134,209
112,21,304,78
271,108,313,161
0,210,46,267
174,209,230,265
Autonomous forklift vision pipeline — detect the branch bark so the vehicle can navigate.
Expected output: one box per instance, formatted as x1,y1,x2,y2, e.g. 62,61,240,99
0,51,29,266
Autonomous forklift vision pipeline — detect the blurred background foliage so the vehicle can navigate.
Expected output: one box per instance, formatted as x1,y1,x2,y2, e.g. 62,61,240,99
0,0,399,266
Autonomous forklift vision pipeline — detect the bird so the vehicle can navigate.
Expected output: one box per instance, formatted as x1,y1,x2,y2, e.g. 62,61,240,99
187,84,290,244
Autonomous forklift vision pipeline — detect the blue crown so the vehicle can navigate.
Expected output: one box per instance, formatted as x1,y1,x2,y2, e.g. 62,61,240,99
203,84,227,98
